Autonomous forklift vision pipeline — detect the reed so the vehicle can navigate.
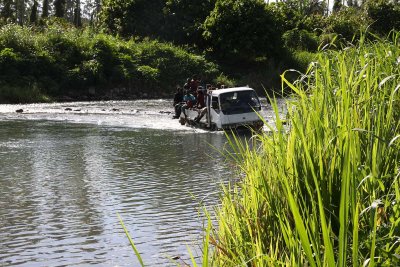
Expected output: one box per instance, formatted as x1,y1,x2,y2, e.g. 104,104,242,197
117,213,145,267
208,32,400,266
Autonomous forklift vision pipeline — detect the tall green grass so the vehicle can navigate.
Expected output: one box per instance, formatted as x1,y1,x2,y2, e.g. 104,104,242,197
207,33,400,266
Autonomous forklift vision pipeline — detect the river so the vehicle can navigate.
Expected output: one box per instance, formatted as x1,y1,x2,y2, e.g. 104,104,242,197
0,99,282,266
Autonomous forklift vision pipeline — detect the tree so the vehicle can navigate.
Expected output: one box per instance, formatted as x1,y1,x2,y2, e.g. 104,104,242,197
163,0,215,46
42,0,49,18
100,0,165,38
30,0,38,23
65,0,75,22
203,0,284,60
54,0,66,18
366,0,400,34
1,0,14,22
73,0,81,26
333,0,343,12
15,0,26,25
278,0,326,16
83,0,101,25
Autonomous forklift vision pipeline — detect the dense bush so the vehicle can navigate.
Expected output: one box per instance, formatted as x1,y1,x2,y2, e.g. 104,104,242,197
325,7,367,43
283,28,319,52
2,1,399,104
100,0,165,38
163,0,216,46
0,23,219,103
203,0,284,60
367,0,400,34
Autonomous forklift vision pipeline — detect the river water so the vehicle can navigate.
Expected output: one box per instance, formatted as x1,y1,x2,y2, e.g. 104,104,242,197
0,99,282,266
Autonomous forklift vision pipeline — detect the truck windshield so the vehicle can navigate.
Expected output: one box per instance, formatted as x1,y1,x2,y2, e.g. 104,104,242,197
219,90,261,115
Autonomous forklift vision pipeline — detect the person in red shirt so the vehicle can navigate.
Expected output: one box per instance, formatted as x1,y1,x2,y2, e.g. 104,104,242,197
194,87,207,124
189,75,200,94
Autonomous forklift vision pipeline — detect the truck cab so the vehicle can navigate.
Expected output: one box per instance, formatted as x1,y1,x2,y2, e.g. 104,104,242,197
180,87,264,131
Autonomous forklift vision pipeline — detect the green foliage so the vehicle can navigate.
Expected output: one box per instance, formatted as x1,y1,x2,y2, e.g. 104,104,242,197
0,47,21,78
290,50,317,71
1,0,399,104
367,0,400,34
206,33,400,266
0,24,36,55
0,47,19,64
203,0,284,60
213,73,235,88
135,40,218,89
100,0,165,38
42,0,49,18
46,33,82,66
283,28,319,52
325,7,367,43
30,1,39,24
0,81,49,103
54,0,66,18
266,2,302,32
163,0,215,46
297,14,327,34
0,23,220,103
0,0,14,22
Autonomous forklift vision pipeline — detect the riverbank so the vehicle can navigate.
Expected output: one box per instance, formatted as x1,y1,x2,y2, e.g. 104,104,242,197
0,23,311,104
0,23,220,104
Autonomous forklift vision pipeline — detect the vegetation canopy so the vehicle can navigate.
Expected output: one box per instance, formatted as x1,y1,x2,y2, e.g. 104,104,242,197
0,0,399,103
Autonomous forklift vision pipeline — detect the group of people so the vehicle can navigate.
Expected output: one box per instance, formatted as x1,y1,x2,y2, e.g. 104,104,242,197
172,75,206,120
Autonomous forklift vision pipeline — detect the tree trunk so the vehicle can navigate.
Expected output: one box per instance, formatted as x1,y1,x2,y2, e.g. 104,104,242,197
42,0,49,18
54,0,66,18
30,0,38,23
73,0,81,27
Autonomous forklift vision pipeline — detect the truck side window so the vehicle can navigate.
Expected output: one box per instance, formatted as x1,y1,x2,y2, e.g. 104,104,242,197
212,96,219,110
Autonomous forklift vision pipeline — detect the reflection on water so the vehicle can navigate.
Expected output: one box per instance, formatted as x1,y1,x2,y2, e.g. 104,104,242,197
0,99,283,266
0,120,234,266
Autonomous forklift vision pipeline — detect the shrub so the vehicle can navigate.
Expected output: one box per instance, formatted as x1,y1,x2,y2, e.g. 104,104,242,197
283,28,319,52
135,40,219,90
45,33,82,66
0,47,20,76
203,0,284,60
325,7,367,43
0,24,221,102
367,1,400,35
0,24,37,55
291,50,317,71
213,73,235,88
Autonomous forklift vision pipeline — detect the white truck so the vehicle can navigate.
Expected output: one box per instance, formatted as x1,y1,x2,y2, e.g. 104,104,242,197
179,87,263,131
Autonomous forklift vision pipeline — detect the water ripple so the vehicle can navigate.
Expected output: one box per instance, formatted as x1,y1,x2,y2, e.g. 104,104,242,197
0,112,239,266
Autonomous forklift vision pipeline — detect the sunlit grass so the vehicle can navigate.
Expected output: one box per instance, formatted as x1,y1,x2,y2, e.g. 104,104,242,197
207,32,400,266
117,213,145,267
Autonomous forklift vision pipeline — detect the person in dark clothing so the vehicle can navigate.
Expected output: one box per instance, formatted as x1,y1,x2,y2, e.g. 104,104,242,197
183,78,191,91
172,87,184,119
195,87,205,109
